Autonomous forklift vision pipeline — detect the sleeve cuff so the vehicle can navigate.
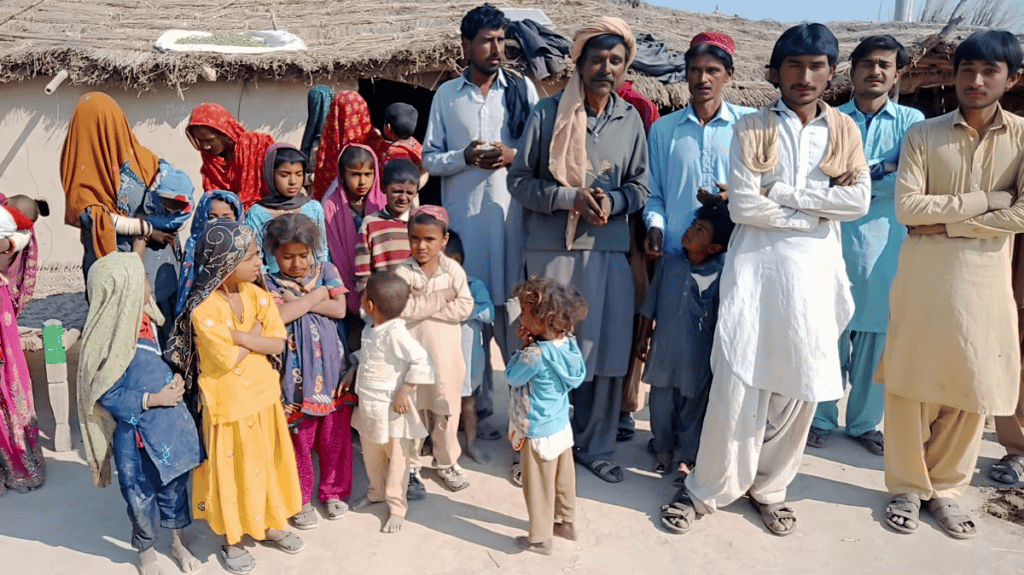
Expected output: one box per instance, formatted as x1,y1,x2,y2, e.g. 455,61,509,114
766,182,794,208
944,222,971,238
962,190,989,219
644,210,665,231
607,190,629,216
554,187,577,211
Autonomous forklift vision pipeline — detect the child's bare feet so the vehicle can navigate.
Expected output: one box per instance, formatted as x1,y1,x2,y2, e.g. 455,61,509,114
169,529,201,573
382,514,404,533
464,441,491,464
553,521,577,541
136,547,162,575
353,496,383,511
515,536,554,555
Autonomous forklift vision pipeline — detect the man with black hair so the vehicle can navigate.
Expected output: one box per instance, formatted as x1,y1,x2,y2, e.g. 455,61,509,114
807,35,924,456
660,23,869,537
644,32,753,260
878,29,1023,540
423,4,539,435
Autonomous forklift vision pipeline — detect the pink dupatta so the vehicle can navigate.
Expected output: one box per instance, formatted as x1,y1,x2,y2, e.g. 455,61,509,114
323,143,386,313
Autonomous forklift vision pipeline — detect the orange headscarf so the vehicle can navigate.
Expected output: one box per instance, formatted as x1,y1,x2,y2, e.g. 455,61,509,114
312,92,376,201
60,92,160,259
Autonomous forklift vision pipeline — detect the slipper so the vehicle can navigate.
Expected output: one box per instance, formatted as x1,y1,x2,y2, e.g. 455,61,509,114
654,451,673,475
219,546,256,575
673,461,692,487
928,497,977,540
856,430,884,456
577,456,624,483
476,425,502,441
260,531,305,554
806,428,828,448
617,427,635,442
511,462,523,487
884,493,920,534
325,499,348,520
749,497,797,536
290,504,318,530
660,489,696,534
989,454,1024,485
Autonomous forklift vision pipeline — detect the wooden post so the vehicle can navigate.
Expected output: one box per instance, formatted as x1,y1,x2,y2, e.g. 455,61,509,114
42,319,71,452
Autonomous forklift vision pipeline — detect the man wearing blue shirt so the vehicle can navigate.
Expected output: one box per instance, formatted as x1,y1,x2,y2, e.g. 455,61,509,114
807,36,925,454
643,32,754,259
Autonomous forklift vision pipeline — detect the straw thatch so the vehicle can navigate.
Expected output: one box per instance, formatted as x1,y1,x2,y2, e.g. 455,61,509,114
1,0,954,108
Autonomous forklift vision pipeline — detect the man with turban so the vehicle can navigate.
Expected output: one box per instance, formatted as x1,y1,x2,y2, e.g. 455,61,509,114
508,16,650,486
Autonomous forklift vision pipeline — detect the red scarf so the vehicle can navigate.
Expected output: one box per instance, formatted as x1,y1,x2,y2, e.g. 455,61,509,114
187,103,275,209
312,92,375,201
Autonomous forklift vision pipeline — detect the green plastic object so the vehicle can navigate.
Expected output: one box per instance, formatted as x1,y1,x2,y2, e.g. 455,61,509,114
43,324,66,365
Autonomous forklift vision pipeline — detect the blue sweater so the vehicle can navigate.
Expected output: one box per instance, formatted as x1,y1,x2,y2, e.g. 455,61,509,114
506,337,586,439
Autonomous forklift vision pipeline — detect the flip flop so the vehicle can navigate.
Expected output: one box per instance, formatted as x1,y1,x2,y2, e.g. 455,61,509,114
654,451,673,475
325,499,348,520
856,430,884,456
749,497,797,536
219,546,256,575
511,462,523,487
660,489,696,534
989,454,1024,485
577,457,624,483
806,428,828,448
617,427,635,442
260,531,305,554
928,497,977,540
476,425,502,441
884,493,920,534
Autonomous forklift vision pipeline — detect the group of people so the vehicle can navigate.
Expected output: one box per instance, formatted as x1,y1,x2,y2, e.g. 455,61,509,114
0,1,1017,573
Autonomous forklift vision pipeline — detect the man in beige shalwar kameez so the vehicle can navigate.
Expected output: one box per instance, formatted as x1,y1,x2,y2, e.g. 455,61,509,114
879,30,1024,539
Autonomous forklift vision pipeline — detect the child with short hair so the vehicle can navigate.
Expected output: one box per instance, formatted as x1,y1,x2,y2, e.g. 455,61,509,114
507,276,588,556
263,213,353,530
380,103,428,188
350,271,434,533
637,203,734,482
245,144,328,274
444,230,494,464
78,249,203,575
353,159,421,293
395,206,474,495
164,220,304,574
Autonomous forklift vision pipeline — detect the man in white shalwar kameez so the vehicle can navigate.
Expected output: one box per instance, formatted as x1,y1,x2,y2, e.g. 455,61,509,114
660,23,870,536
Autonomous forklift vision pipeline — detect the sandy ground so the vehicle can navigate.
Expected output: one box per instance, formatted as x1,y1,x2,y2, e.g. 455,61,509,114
3,342,1024,575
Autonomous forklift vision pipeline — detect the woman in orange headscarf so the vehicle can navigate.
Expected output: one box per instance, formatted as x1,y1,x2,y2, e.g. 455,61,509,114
61,92,194,340
187,103,275,209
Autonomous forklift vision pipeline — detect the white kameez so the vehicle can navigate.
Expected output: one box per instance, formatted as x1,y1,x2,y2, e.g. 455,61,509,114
719,101,871,403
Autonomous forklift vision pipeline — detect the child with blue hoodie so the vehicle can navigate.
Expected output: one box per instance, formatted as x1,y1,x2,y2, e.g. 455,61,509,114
507,277,588,556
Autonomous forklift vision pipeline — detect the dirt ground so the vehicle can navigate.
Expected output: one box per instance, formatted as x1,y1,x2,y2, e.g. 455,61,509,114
3,342,1024,575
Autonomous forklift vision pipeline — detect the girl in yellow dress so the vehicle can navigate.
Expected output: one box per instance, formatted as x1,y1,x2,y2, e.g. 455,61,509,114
165,220,303,574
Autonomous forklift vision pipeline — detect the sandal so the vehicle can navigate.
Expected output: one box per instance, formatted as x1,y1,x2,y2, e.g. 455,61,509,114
511,462,523,487
856,430,884,456
577,457,624,483
989,454,1024,485
290,503,318,530
654,451,673,475
927,497,977,540
260,531,305,554
660,489,696,534
673,461,692,487
476,425,502,441
884,493,920,534
806,428,828,448
749,497,797,536
325,499,348,520
617,427,635,442
219,546,256,575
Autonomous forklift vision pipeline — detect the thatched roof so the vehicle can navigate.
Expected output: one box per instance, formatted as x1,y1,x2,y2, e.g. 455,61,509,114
0,0,950,108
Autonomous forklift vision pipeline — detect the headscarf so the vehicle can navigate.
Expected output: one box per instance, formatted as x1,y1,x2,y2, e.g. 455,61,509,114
142,166,194,232
175,190,244,316
616,81,660,135
300,85,335,161
259,143,312,211
0,193,38,315
186,103,275,210
549,17,637,189
61,92,160,258
76,252,150,487
165,221,255,383
312,92,375,201
324,143,386,313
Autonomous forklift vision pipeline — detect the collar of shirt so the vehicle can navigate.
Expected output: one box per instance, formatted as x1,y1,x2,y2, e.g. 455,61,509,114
370,317,403,333
457,67,508,94
952,103,1007,137
839,97,896,121
679,100,738,128
771,98,828,125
